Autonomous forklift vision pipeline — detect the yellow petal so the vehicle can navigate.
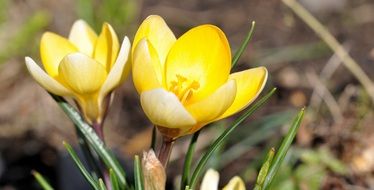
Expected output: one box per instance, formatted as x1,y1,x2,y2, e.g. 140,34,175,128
68,19,98,56
133,15,176,65
76,94,101,124
185,80,236,133
132,39,162,93
93,23,119,71
140,88,196,129
98,37,131,102
58,53,107,94
165,25,231,104
222,176,246,190
25,57,73,96
217,67,268,120
200,169,219,190
40,32,78,77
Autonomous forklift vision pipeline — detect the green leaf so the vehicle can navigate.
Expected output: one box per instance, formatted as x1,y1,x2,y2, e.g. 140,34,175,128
110,169,120,190
63,142,101,190
255,148,275,190
134,155,144,190
32,170,54,190
0,11,49,63
218,110,295,168
262,108,305,190
74,124,101,180
181,130,201,189
50,94,128,188
189,88,277,189
98,178,107,190
232,21,256,68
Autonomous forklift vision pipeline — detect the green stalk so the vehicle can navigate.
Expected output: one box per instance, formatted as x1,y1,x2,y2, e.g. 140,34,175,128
134,155,144,190
181,130,201,189
75,124,102,180
64,142,101,190
262,108,305,190
232,21,256,68
189,88,276,189
32,170,54,190
49,94,128,188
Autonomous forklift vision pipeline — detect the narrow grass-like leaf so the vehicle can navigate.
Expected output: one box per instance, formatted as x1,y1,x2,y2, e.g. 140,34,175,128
232,21,256,68
181,130,201,189
262,108,305,190
134,155,144,190
63,142,100,190
32,170,54,190
254,148,275,190
98,178,107,190
50,94,128,188
189,88,276,189
75,124,101,180
109,169,120,190
218,110,295,168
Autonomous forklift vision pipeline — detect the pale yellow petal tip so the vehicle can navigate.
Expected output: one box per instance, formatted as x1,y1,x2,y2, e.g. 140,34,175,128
101,22,114,32
25,57,37,72
72,19,88,26
24,56,73,96
140,89,196,129
145,15,164,21
98,36,131,100
201,169,219,190
25,56,33,65
40,31,63,42
223,176,246,190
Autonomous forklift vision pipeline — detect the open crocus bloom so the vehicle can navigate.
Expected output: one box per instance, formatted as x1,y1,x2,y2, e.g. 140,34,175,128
25,20,131,124
132,15,267,139
201,169,246,190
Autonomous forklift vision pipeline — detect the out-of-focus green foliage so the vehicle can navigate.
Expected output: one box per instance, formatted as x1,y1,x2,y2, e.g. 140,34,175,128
76,0,137,35
217,110,296,168
269,147,347,190
0,11,49,64
0,0,8,25
252,41,331,67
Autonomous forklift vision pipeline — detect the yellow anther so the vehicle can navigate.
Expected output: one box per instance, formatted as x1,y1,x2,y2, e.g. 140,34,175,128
169,75,199,104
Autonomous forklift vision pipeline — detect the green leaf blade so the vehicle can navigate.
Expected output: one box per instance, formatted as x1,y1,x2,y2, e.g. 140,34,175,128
50,94,128,188
32,170,54,190
134,155,144,190
189,88,276,189
262,108,305,190
109,168,120,190
63,142,100,190
232,21,256,68
181,130,201,189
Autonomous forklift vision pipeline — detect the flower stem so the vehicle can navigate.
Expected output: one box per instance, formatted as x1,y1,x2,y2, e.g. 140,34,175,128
181,130,201,189
92,121,111,190
158,136,175,169
92,122,105,143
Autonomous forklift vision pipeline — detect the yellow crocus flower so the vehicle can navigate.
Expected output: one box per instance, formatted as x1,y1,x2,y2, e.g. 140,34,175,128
200,169,246,190
132,15,267,139
25,20,131,124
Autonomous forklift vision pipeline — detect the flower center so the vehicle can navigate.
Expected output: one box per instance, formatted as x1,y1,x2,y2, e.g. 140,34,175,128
169,74,200,104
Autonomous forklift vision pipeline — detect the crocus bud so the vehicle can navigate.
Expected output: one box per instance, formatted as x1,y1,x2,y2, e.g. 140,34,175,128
142,150,166,190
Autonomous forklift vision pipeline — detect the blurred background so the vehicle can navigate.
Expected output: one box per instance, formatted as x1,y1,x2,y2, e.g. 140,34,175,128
0,0,373,189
